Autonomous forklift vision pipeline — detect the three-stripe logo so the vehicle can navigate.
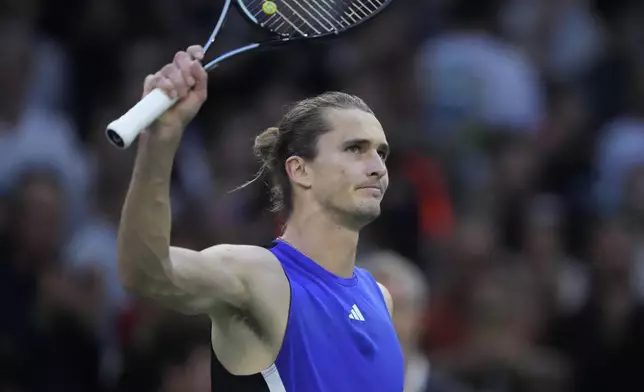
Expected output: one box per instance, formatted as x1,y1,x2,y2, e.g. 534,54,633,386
348,304,365,321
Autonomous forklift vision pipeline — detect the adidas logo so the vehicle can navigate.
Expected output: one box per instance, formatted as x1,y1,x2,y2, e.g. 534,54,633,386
348,304,365,321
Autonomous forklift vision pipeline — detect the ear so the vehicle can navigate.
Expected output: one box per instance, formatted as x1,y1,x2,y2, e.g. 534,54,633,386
285,156,312,189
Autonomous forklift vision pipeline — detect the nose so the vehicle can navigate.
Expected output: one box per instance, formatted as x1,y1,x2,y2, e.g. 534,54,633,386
367,153,387,179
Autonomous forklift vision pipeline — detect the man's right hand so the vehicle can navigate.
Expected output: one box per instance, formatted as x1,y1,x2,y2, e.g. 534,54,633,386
142,45,208,146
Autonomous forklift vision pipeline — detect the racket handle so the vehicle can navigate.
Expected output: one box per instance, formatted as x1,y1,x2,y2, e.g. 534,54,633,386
106,88,178,149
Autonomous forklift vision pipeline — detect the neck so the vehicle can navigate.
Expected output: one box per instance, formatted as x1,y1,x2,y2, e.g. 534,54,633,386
281,208,359,278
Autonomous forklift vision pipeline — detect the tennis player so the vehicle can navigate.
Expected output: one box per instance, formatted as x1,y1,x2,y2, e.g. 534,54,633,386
117,46,404,391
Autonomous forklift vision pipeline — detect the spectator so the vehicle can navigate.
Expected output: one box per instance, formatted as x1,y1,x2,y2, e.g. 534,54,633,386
360,250,473,392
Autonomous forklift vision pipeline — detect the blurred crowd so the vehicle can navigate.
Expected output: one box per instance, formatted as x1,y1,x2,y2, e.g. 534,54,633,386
2,0,644,391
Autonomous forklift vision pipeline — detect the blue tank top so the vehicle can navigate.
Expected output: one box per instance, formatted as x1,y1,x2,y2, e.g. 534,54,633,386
270,239,404,391
210,239,405,391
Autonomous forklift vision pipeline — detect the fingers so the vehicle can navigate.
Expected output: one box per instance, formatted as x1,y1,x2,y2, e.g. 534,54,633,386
143,46,207,100
143,72,176,99
143,74,155,96
186,45,205,61
191,59,208,95
174,51,194,87
185,46,208,96
162,60,190,98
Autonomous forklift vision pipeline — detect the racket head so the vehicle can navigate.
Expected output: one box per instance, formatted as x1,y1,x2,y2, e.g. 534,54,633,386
235,0,393,41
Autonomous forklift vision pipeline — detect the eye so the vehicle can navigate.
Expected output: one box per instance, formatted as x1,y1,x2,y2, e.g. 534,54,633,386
378,150,388,160
346,144,361,154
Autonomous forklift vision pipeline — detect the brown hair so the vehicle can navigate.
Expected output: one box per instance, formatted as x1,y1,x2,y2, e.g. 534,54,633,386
250,91,373,213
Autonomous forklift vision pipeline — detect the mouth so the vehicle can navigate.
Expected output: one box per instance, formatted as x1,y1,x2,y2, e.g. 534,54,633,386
357,185,383,194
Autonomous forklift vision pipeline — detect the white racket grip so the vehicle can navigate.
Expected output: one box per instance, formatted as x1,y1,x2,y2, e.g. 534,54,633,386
106,88,178,149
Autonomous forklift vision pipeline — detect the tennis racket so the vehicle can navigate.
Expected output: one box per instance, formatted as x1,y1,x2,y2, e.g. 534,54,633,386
105,0,393,149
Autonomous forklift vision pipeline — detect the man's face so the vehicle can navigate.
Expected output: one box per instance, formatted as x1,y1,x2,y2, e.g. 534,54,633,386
306,108,389,227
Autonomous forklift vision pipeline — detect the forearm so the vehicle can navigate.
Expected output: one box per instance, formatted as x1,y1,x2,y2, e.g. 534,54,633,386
117,134,180,287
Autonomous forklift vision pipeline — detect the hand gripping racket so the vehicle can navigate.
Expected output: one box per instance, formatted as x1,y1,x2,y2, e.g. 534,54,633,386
105,0,393,149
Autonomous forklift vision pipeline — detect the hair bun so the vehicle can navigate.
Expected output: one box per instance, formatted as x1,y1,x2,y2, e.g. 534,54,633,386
253,127,280,168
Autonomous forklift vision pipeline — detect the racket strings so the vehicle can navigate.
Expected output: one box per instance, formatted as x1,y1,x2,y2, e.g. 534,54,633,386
242,0,386,38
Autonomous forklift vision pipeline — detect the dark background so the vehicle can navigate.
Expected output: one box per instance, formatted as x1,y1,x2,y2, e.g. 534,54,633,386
1,0,644,391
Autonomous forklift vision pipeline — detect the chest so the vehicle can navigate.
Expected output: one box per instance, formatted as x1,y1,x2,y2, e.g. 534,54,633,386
280,282,404,390
299,282,393,345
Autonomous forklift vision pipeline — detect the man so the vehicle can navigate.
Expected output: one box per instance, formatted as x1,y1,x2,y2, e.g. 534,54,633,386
117,45,404,391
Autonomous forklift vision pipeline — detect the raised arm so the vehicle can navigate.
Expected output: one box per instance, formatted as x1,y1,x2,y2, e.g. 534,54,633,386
116,45,263,315
120,242,269,315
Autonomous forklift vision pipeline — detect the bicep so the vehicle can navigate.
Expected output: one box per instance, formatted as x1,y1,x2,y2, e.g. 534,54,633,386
133,245,252,315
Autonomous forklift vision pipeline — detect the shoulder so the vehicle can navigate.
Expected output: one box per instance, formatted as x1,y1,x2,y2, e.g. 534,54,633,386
200,243,287,289
201,243,279,269
202,243,290,318
376,281,394,318
201,243,275,262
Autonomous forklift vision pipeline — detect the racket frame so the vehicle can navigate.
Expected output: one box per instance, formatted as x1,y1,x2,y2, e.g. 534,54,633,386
105,0,394,149
202,0,393,71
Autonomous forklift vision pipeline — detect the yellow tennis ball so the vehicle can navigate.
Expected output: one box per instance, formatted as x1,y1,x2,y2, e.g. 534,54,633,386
262,1,277,15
